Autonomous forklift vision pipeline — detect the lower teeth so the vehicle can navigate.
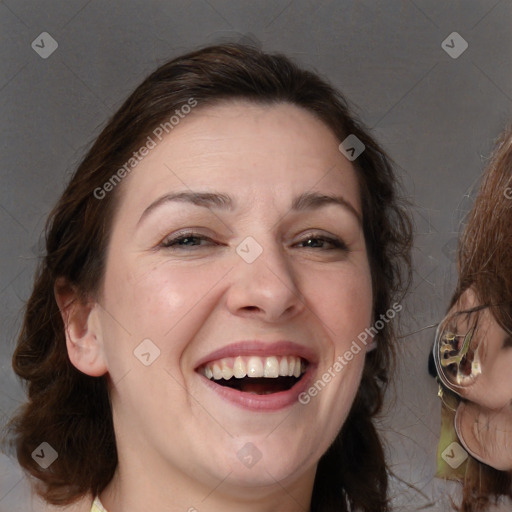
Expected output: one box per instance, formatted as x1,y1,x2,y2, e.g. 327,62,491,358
213,376,300,394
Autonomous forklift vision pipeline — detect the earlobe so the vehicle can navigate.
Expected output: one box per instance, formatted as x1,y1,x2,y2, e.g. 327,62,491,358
54,277,108,377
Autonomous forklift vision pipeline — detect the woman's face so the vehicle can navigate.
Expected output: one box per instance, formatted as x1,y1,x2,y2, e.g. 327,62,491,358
94,102,373,497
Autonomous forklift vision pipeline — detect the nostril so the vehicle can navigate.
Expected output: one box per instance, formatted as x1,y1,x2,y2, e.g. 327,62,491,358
243,306,260,312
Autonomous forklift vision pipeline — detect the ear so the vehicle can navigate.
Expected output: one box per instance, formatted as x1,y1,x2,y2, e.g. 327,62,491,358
54,277,108,377
455,401,512,471
446,286,512,409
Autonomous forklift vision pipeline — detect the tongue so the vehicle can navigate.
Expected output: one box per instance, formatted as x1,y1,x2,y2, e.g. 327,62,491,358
240,380,281,394
212,376,300,394
236,376,298,394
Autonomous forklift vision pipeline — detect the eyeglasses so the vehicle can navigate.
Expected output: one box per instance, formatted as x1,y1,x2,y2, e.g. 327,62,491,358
433,308,484,396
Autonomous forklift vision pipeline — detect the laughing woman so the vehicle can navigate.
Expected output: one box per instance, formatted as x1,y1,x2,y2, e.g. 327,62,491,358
7,44,412,512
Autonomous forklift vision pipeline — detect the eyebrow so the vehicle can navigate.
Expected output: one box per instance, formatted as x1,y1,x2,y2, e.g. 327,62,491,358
137,191,233,225
291,192,362,225
137,190,361,226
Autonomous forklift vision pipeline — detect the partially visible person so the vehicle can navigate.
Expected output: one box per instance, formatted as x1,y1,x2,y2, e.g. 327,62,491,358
433,126,512,511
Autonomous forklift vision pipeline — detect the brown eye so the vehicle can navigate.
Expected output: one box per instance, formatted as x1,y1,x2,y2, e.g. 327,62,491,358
295,235,348,251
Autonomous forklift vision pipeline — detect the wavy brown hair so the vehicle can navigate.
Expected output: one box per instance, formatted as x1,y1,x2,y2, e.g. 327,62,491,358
5,43,412,511
449,127,512,511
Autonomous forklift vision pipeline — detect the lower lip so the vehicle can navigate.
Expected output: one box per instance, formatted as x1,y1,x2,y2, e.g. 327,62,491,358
198,366,316,412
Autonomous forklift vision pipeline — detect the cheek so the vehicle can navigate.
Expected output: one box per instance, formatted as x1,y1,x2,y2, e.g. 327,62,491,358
303,262,373,344
103,259,200,335
300,262,372,415
99,258,229,371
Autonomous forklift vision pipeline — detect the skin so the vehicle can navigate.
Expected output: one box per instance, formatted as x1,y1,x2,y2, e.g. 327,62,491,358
55,102,374,512
455,401,512,471
440,288,512,410
445,289,512,470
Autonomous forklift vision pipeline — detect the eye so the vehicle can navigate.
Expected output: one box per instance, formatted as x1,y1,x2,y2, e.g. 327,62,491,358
294,234,348,251
160,231,216,249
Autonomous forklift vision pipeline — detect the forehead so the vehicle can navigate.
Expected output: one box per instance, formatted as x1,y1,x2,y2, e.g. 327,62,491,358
116,101,360,217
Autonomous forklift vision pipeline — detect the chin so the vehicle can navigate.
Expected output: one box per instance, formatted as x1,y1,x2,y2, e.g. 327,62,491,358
222,458,312,490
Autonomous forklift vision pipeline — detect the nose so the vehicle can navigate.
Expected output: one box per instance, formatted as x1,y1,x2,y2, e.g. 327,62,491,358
225,238,305,323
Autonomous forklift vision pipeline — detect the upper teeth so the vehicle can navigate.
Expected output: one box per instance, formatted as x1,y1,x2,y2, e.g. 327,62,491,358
201,355,306,380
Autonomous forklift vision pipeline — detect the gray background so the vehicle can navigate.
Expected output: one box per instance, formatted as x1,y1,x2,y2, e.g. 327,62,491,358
1,1,511,510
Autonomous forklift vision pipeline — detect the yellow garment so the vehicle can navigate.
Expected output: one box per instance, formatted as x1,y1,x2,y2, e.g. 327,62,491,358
436,385,468,481
90,496,108,512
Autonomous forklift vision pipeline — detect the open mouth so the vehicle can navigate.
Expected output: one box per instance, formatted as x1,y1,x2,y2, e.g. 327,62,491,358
197,355,308,395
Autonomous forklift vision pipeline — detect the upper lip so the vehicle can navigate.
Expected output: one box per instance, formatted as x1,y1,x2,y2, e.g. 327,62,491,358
194,340,318,370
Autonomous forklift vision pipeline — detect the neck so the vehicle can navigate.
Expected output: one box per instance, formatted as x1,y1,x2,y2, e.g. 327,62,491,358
99,444,315,512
